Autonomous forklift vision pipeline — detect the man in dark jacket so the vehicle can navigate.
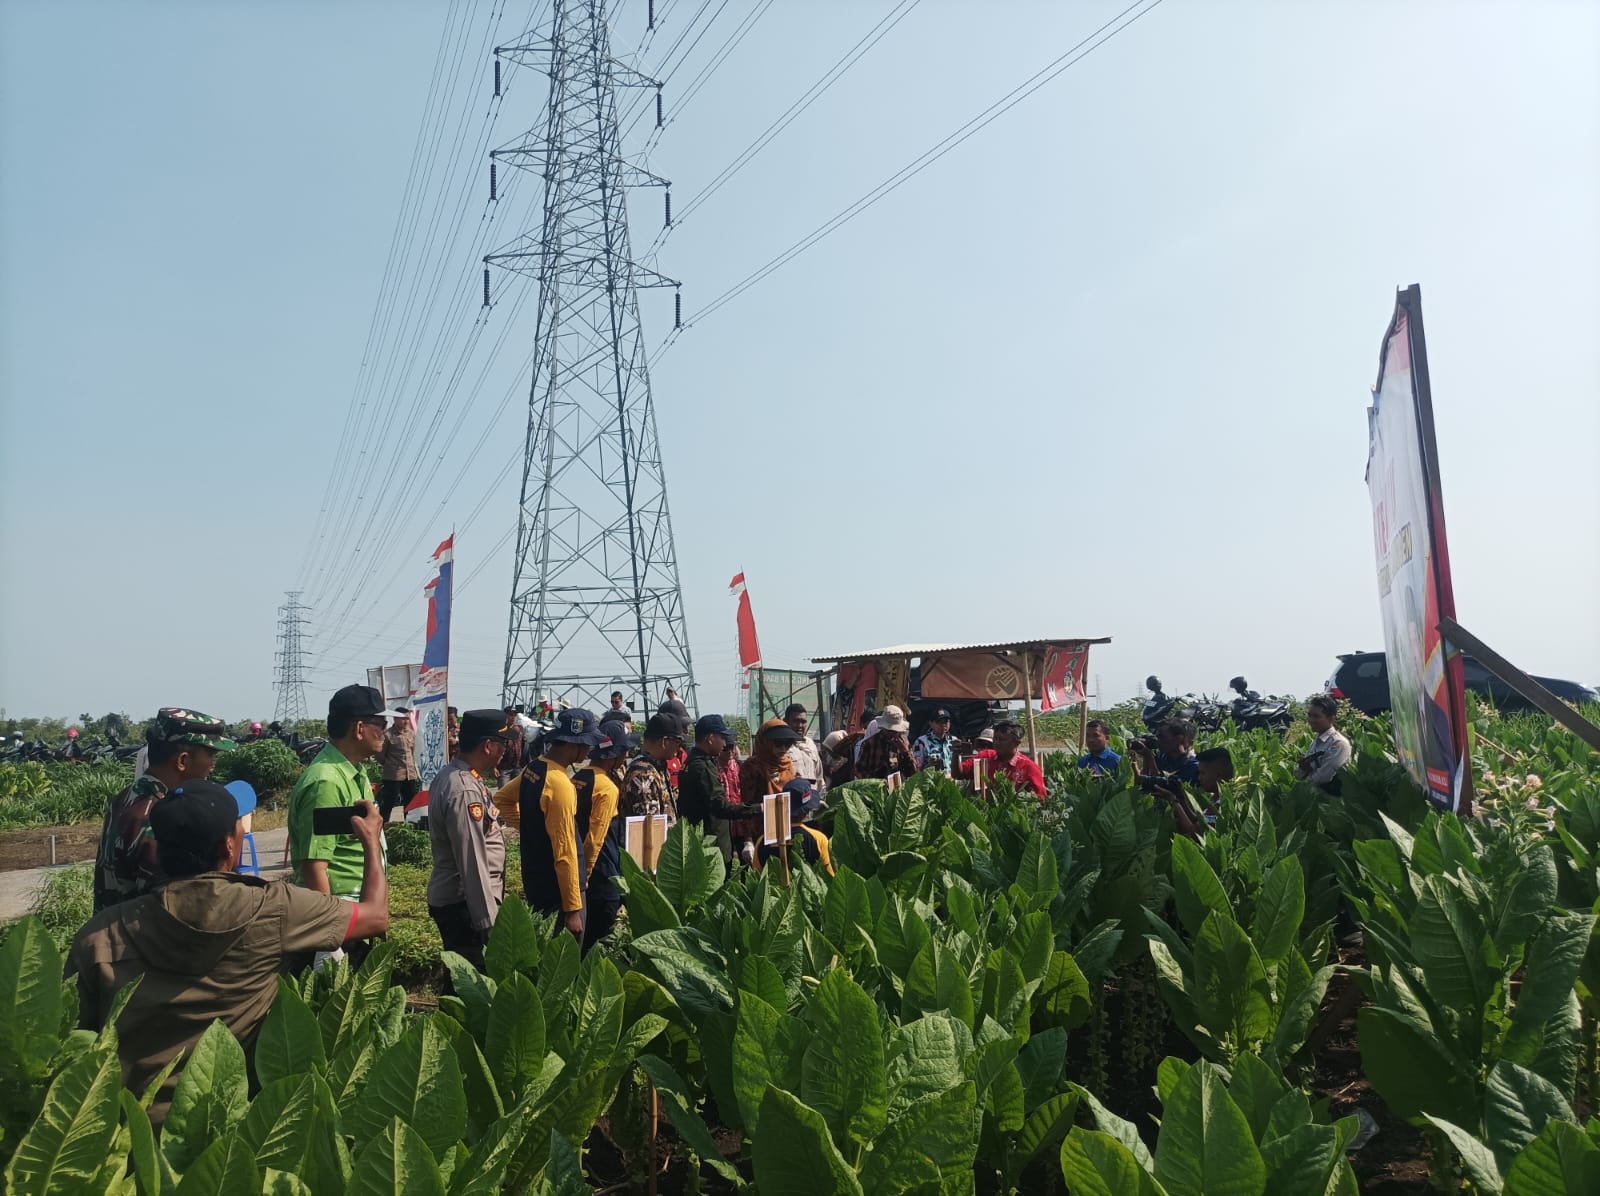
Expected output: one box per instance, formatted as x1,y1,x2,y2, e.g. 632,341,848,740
677,714,749,863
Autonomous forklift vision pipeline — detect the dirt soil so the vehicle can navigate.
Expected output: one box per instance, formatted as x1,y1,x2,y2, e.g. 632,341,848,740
1311,941,1434,1194
0,820,101,871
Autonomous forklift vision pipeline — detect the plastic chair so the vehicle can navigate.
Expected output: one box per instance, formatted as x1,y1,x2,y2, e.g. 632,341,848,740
238,832,259,875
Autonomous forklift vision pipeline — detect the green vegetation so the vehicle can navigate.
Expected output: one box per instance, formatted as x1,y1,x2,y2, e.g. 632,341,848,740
0,763,131,832
212,739,303,807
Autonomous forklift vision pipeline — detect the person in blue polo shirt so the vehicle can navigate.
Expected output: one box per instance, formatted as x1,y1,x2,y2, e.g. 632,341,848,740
1077,719,1121,775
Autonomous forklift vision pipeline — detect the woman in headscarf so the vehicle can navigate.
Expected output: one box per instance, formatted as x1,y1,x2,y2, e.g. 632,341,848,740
738,719,800,825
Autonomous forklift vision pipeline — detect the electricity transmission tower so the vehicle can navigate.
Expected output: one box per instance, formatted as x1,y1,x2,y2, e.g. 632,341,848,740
488,0,696,714
274,591,312,727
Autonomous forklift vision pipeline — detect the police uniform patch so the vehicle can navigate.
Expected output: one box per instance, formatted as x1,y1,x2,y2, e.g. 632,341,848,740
468,801,484,822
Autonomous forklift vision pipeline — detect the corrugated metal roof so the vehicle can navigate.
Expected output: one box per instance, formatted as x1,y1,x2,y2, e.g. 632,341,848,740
811,637,1111,663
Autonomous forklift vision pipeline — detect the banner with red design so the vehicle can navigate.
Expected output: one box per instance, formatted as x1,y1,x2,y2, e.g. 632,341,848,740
415,535,454,789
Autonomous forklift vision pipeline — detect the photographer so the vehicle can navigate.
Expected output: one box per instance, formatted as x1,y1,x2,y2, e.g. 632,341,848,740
1145,747,1235,840
1127,718,1199,785
70,781,387,1126
427,710,516,968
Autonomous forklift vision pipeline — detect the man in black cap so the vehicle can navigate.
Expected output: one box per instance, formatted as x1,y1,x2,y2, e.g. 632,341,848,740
288,685,404,964
574,728,636,949
69,781,388,1126
618,712,684,819
498,707,604,938
678,714,750,864
912,709,957,775
93,706,236,912
426,709,516,968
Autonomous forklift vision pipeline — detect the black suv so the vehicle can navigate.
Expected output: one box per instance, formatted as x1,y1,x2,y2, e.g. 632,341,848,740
1326,651,1599,716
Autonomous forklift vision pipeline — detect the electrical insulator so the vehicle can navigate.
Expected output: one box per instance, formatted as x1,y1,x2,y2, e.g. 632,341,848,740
490,162,498,201
655,89,663,129
648,0,655,30
664,189,672,227
493,58,501,97
483,267,491,308
674,290,682,330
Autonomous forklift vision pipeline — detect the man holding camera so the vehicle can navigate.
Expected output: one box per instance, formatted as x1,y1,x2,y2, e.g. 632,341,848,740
70,780,388,1125
288,685,404,963
427,709,516,968
1128,718,1200,786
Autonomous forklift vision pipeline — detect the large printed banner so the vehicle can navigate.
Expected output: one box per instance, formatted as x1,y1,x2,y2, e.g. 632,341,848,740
415,535,454,789
367,664,422,710
920,643,1093,707
1366,288,1470,811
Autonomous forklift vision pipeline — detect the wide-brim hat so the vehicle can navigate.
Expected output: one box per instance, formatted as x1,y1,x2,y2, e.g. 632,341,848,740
877,705,910,734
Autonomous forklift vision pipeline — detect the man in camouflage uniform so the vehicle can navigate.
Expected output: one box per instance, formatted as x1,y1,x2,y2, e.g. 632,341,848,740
94,708,236,912
617,713,684,819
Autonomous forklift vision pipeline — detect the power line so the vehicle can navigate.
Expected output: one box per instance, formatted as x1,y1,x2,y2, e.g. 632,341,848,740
684,0,1166,328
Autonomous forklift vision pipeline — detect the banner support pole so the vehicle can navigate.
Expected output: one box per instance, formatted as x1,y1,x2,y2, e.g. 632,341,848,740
1021,652,1038,758
1439,618,1600,753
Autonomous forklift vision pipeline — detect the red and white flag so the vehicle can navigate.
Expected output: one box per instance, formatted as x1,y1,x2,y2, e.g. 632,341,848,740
729,572,761,669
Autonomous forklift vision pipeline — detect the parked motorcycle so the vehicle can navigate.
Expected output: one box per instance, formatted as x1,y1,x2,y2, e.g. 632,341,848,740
1141,676,1222,732
1227,676,1292,734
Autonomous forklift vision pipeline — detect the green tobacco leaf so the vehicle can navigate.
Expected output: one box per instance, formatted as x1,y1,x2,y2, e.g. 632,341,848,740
823,866,875,958
482,894,541,982
1068,1082,1154,1171
1015,833,1059,911
539,1129,587,1196
1059,1128,1165,1196
447,1097,533,1196
1156,1058,1192,1110
162,1021,251,1173
4,1047,120,1196
801,967,889,1152
1037,951,1091,1030
1153,1062,1266,1196
1193,912,1272,1053
1502,1118,1600,1196
978,948,1029,1033
904,941,975,1030
1016,1027,1067,1115
439,952,495,1044
734,952,789,1014
0,916,64,1080
1226,1053,1284,1144
886,1014,968,1115
630,929,736,1019
617,850,682,936
732,993,807,1135
436,1017,505,1141
859,1080,979,1193
1409,878,1495,1041
173,1134,260,1196
567,956,626,1076
1484,1059,1573,1173
1259,1122,1355,1196
120,1088,160,1196
347,1116,445,1196
1486,846,1559,960
635,1055,742,1183
829,791,881,877
1505,911,1595,1067
262,1170,314,1196
1356,1007,1476,1128
486,973,546,1104
874,894,933,984
256,978,326,1088
1013,1090,1079,1169
1171,836,1231,937
752,1086,864,1196
347,1019,466,1159
1426,1117,1504,1195
535,932,580,1030
1253,857,1306,964
655,819,726,914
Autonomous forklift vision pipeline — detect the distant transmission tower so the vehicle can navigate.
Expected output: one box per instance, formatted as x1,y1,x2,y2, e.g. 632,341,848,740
487,0,696,713
274,591,312,726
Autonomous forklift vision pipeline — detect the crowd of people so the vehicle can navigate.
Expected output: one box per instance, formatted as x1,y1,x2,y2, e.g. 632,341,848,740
61,681,1354,1124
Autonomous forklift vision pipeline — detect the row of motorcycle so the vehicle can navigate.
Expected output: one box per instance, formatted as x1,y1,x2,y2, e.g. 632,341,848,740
1140,675,1292,734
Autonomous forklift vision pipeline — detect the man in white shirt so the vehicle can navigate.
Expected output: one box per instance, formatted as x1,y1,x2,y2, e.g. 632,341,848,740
782,703,825,793
1299,695,1352,793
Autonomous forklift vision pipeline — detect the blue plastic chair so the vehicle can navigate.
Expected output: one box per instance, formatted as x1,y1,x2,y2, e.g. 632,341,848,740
225,781,260,875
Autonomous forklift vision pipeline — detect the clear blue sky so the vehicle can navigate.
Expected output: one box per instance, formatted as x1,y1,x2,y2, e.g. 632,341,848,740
2,0,1596,724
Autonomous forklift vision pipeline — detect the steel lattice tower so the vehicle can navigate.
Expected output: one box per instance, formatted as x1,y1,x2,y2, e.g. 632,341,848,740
488,0,696,714
273,591,312,726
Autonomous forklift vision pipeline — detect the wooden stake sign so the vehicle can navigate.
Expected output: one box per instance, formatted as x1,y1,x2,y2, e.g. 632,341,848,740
761,793,792,845
886,771,903,793
972,755,987,797
625,815,670,873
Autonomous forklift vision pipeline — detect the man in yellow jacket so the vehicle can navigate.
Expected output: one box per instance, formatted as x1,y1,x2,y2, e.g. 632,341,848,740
501,707,604,939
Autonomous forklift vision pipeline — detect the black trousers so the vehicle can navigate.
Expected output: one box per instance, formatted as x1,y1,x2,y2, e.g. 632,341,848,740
379,779,421,818
583,879,621,952
430,901,486,973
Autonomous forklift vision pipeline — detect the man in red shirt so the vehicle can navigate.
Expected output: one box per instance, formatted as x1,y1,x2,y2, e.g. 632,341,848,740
959,720,1046,799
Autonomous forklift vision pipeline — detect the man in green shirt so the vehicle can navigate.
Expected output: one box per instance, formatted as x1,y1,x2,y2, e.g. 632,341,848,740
288,685,402,965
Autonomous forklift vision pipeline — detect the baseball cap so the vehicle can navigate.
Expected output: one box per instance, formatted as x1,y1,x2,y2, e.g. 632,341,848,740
151,780,240,853
930,708,953,722
593,730,640,760
460,709,519,749
547,707,605,746
783,777,823,818
147,707,237,751
645,713,686,741
328,684,407,724
694,713,736,741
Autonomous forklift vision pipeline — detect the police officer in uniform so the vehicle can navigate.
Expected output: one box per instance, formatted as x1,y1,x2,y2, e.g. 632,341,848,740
426,709,516,968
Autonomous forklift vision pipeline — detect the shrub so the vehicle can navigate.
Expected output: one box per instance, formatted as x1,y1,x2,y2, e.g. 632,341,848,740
213,738,302,803
384,822,431,868
30,863,93,953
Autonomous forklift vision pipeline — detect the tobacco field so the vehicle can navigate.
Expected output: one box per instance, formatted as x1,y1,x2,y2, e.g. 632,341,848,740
1,707,1597,1194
